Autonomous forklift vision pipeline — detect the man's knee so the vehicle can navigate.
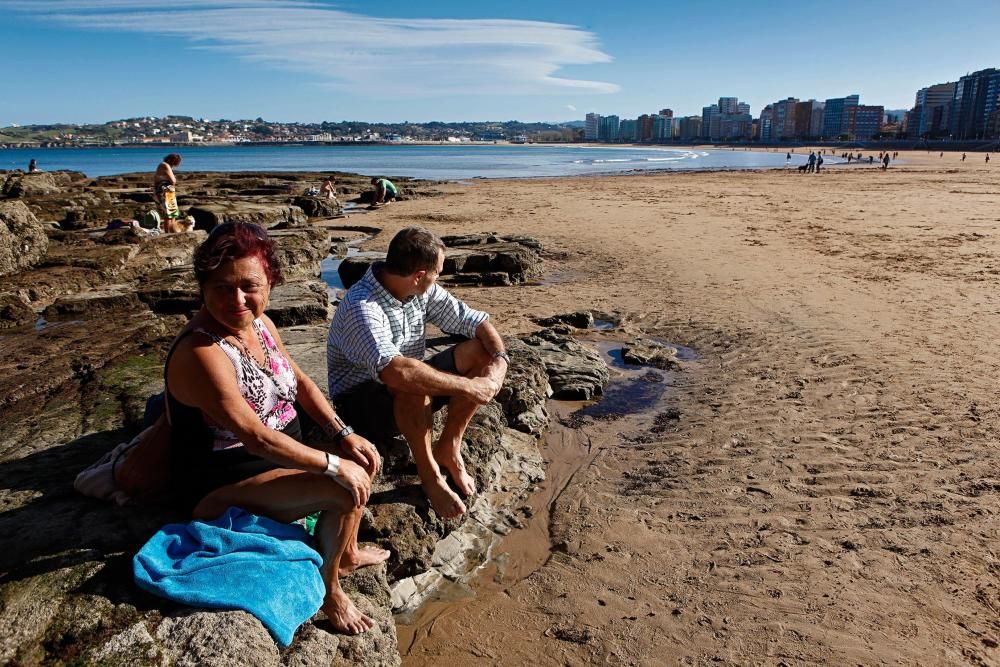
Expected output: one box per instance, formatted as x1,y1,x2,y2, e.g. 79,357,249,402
453,338,491,375
391,389,433,419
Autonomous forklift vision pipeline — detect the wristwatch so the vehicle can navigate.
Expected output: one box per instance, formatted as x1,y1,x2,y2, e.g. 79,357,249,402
333,425,354,442
493,350,511,366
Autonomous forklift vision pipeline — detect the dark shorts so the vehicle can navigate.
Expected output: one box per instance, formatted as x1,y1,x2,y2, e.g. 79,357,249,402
173,417,302,511
333,346,458,442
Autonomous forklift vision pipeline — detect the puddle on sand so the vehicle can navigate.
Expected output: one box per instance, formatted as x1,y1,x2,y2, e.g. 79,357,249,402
320,246,384,296
592,319,616,331
576,371,666,419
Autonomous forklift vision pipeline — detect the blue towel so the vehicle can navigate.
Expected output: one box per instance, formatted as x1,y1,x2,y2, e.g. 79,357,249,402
133,507,326,647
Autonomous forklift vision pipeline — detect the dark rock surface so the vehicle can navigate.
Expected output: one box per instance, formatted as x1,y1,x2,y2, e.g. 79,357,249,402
622,337,681,369
293,196,343,219
534,310,595,329
0,200,49,277
338,234,543,290
1,171,63,198
266,281,330,327
0,292,35,328
522,328,610,400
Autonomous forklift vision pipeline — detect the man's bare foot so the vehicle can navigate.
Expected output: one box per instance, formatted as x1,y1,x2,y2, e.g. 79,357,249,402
422,475,466,518
323,590,374,635
341,545,391,574
434,451,476,498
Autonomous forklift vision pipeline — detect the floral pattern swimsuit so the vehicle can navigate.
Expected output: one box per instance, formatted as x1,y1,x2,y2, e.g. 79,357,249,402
196,319,298,451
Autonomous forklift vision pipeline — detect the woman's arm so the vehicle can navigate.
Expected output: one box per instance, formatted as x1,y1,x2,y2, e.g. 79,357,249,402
261,315,381,474
167,333,372,503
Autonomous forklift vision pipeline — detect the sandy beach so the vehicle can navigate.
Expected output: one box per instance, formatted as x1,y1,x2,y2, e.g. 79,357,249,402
343,151,1000,664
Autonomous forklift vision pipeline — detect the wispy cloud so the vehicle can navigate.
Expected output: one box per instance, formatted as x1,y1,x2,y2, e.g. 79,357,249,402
2,0,619,96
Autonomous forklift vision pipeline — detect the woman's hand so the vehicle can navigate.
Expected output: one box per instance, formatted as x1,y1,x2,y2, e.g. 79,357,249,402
333,457,372,507
340,433,381,477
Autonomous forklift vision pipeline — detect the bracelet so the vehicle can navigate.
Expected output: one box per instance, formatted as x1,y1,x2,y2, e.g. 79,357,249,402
333,425,354,443
322,415,348,438
325,452,341,478
493,350,511,366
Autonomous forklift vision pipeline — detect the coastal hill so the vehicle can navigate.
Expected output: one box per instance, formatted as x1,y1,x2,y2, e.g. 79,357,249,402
0,116,582,148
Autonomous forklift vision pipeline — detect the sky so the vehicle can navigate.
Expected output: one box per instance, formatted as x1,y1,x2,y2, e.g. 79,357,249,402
2,0,998,125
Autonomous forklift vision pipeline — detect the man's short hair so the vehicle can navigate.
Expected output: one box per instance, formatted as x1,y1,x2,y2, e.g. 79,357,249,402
384,227,445,276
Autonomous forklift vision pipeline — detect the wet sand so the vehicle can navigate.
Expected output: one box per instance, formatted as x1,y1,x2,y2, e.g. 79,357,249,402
366,151,999,664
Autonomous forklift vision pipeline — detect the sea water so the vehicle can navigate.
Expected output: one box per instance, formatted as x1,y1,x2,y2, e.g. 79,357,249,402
0,144,813,179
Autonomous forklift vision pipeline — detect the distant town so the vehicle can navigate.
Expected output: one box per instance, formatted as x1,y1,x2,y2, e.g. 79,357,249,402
3,66,998,148
584,67,1000,144
0,118,575,149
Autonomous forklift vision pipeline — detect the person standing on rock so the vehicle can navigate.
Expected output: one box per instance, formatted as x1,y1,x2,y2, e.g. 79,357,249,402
165,222,389,634
326,226,509,519
28,159,37,173
154,153,183,219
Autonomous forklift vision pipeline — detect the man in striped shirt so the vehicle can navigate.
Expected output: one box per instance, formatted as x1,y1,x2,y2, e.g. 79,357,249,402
327,227,509,518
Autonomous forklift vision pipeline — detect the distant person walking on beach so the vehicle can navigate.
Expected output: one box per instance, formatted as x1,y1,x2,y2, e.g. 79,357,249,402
27,159,38,173
815,153,824,173
369,177,398,208
807,151,817,173
154,154,183,220
882,153,890,170
962,153,967,162
987,154,991,164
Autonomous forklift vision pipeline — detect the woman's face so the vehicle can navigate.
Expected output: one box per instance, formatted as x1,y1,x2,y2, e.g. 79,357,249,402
201,254,270,332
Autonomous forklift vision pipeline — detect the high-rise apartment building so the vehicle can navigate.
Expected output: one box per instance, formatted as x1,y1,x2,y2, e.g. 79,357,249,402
619,119,638,141
598,115,620,141
585,112,601,141
659,108,674,118
911,82,956,137
845,105,884,140
949,68,1000,139
700,97,751,139
654,114,674,140
821,95,859,138
809,101,825,138
701,104,720,139
678,116,702,141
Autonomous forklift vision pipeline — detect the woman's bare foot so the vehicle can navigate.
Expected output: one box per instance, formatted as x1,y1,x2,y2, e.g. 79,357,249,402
435,451,477,498
422,474,466,518
323,590,374,635
341,545,391,574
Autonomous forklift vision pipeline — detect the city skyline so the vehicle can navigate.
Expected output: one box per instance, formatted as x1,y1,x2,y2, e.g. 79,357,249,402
2,0,999,126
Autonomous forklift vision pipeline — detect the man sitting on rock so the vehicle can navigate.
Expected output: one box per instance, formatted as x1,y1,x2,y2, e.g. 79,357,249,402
327,226,509,518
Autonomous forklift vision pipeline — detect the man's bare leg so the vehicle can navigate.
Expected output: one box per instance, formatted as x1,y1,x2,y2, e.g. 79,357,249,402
393,390,466,518
434,339,494,497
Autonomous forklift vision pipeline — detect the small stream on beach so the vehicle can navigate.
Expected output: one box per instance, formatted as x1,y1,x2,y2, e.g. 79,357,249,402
394,331,697,659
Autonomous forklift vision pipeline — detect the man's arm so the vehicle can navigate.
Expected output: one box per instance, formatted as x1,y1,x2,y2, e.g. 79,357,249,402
379,356,497,404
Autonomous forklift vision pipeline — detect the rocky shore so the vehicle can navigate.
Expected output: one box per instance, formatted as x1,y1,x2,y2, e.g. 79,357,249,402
0,169,612,664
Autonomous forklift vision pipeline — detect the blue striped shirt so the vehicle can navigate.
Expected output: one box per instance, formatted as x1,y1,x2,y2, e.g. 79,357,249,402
327,263,489,396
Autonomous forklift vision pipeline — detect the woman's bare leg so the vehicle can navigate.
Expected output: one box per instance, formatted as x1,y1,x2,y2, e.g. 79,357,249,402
192,468,389,634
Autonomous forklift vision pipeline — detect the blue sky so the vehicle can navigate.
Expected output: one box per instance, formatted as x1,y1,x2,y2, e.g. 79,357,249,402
2,0,998,125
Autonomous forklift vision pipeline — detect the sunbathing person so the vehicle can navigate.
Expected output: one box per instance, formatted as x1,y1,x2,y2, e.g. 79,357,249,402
164,221,388,634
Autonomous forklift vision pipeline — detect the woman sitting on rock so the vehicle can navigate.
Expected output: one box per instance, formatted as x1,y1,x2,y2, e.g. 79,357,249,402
165,221,388,634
